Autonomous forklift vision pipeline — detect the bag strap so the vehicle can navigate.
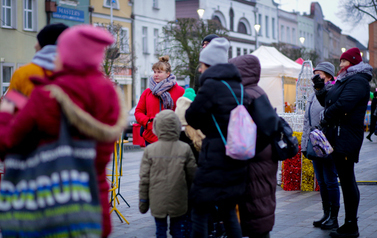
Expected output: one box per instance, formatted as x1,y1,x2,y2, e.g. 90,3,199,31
308,94,314,127
211,81,243,146
220,80,243,105
211,114,227,145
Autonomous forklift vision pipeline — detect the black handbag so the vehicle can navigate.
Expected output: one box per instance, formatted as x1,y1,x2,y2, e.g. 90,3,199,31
0,112,102,237
248,94,298,161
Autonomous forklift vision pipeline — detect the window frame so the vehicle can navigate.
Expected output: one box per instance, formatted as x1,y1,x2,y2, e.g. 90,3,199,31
265,16,269,38
119,27,130,54
23,0,37,31
236,47,241,57
0,63,14,96
1,0,17,29
258,14,262,36
142,26,148,54
272,17,276,39
152,0,159,9
153,28,159,54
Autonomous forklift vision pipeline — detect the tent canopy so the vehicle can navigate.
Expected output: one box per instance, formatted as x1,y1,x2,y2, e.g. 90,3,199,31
251,46,302,113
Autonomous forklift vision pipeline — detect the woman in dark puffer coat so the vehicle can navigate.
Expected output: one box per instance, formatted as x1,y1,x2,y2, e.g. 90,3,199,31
229,55,278,238
185,38,250,238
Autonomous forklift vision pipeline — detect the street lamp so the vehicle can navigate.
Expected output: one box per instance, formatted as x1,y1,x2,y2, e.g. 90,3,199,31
254,24,261,49
197,8,205,19
299,36,305,45
341,47,346,53
361,52,364,57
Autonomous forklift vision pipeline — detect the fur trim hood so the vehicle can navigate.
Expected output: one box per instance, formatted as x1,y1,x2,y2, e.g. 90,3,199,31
45,84,127,142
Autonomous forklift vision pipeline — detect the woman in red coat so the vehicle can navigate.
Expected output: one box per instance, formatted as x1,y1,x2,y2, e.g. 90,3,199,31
135,56,184,145
0,25,126,237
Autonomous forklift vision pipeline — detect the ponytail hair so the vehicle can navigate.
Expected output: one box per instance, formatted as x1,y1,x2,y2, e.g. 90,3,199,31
152,55,171,73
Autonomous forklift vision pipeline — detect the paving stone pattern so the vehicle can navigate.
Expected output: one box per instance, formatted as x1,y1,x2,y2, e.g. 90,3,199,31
108,133,377,238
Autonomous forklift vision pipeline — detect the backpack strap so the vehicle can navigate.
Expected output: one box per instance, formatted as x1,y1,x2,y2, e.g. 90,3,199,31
220,80,243,105
211,81,244,146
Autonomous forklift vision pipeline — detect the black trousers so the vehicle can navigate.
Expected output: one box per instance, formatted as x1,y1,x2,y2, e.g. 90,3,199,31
333,152,360,221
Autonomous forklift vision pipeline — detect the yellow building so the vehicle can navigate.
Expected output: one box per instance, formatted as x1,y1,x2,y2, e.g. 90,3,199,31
91,0,133,111
0,0,46,96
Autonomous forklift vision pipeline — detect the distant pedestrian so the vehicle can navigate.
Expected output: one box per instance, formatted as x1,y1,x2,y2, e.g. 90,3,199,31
366,92,377,141
302,62,340,230
315,47,373,238
185,37,250,238
135,56,184,146
139,110,197,238
193,34,219,93
8,23,68,97
230,54,278,238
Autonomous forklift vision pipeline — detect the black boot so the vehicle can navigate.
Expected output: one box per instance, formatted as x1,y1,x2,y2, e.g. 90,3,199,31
366,134,373,142
313,203,330,227
330,219,359,238
321,205,339,230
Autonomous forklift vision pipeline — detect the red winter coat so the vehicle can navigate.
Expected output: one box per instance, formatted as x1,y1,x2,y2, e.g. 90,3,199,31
0,70,126,237
135,84,184,143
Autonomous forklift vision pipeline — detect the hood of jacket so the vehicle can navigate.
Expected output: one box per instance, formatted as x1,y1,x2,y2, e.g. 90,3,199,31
337,61,373,82
229,55,261,87
31,45,57,71
199,63,241,86
153,109,181,141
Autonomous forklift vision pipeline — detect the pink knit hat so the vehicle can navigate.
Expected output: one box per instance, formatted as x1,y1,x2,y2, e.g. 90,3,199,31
57,25,114,71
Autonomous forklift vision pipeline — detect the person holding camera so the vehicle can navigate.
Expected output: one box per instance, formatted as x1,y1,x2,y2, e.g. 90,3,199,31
302,62,340,230
314,48,373,238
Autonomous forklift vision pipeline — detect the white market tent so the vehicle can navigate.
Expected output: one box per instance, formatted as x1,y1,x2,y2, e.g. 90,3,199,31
251,46,302,113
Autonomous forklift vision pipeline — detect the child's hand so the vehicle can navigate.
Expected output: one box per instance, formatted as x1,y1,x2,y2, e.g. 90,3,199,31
0,99,15,114
139,199,149,214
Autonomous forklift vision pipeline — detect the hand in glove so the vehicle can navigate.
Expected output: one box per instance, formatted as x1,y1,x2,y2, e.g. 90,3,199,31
312,74,325,90
139,199,149,214
319,118,328,129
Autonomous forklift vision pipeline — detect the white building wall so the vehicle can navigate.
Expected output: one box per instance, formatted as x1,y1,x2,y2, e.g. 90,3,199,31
278,9,299,47
133,0,175,103
255,0,279,46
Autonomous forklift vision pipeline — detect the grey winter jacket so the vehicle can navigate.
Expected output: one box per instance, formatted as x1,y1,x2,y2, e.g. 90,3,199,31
302,93,324,151
139,110,197,218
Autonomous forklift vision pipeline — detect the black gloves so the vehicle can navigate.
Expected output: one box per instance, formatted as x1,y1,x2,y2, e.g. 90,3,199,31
139,199,149,214
319,118,328,129
312,74,325,90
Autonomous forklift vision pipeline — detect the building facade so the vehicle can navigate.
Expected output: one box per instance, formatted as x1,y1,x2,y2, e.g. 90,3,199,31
310,2,325,62
255,0,279,48
0,0,46,96
278,9,299,47
133,0,176,105
91,0,133,110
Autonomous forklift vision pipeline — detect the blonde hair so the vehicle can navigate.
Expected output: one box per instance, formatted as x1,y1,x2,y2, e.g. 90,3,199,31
152,55,171,73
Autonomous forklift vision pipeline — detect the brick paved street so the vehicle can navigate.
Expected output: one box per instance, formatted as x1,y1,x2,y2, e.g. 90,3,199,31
108,133,377,238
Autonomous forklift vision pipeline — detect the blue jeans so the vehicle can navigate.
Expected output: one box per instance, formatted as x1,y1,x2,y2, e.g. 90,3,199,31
155,215,185,238
312,157,340,206
191,203,242,238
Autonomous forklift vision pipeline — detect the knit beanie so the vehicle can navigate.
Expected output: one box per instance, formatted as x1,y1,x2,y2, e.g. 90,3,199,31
202,34,219,46
340,47,362,65
182,88,196,101
199,38,229,66
37,23,69,48
313,62,335,78
57,25,114,71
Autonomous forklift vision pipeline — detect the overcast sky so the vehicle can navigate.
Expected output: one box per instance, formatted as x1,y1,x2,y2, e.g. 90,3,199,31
278,0,371,48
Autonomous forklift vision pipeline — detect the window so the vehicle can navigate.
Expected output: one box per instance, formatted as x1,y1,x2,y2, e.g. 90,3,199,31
141,78,147,93
142,26,148,54
153,0,158,9
272,18,275,39
250,49,253,54
1,63,13,96
2,0,16,28
228,46,233,59
243,48,247,55
120,27,130,53
23,0,34,30
281,25,284,42
265,16,269,38
286,27,290,43
237,22,247,34
212,16,222,27
237,47,241,56
229,8,234,31
104,0,119,9
292,28,296,44
154,28,159,54
258,14,262,36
